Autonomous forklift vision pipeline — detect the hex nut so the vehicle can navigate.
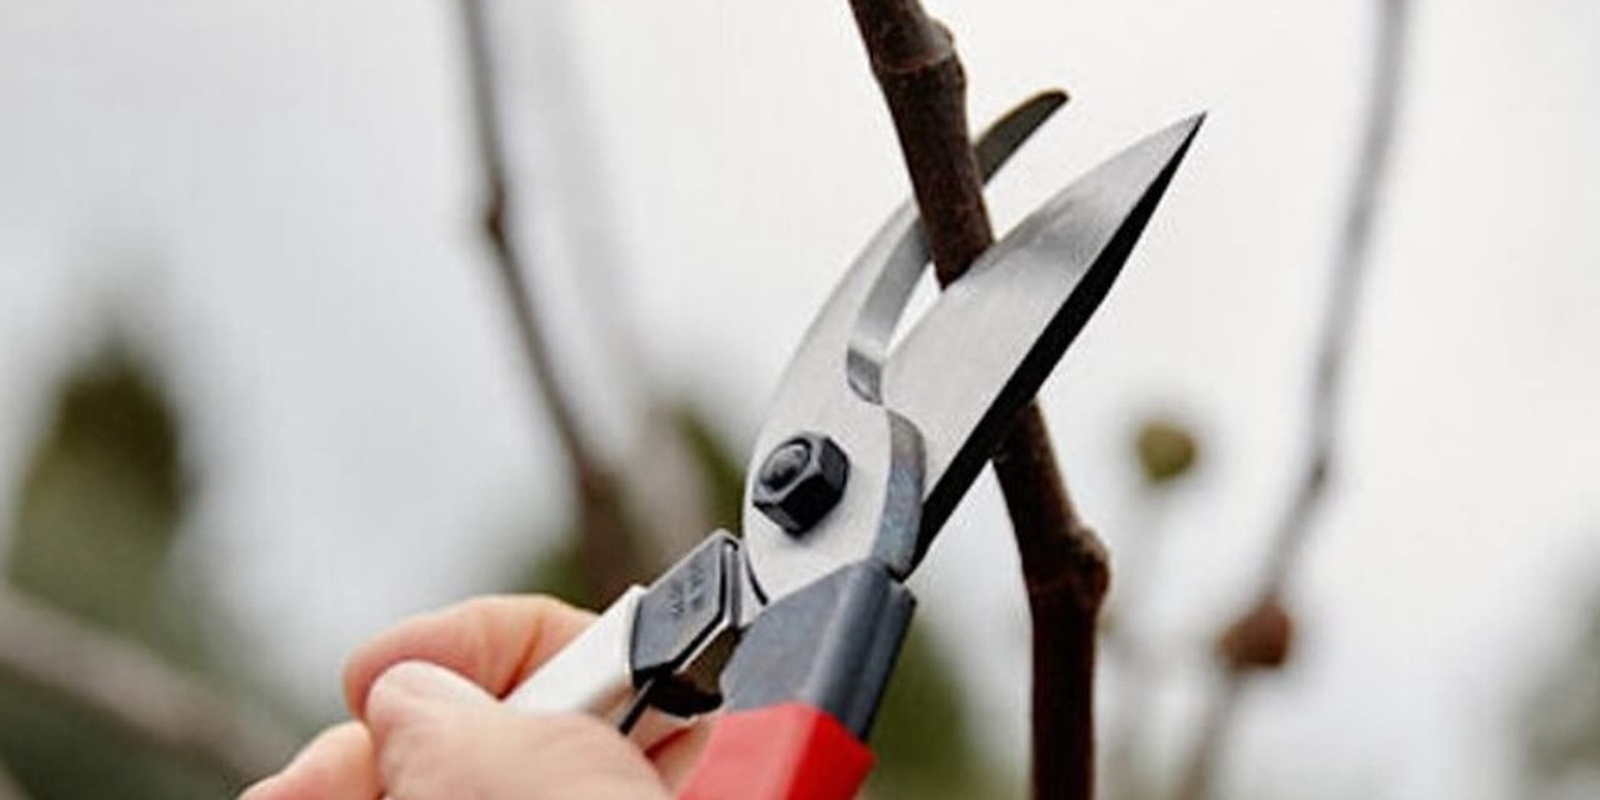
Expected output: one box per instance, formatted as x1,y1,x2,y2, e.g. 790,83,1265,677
752,433,849,534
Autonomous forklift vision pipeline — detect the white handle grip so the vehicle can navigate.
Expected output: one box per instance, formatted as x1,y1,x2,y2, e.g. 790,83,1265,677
502,585,645,716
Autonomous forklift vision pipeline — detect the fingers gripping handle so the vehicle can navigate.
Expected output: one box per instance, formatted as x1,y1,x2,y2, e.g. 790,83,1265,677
375,588,646,800
498,530,740,721
502,586,645,716
501,585,696,750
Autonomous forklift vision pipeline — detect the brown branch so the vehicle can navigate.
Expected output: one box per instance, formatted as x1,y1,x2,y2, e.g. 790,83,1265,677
0,587,297,785
457,0,645,602
1177,1,1412,797
847,3,1108,799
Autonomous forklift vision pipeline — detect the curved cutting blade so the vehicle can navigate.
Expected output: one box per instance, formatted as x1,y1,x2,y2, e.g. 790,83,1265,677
740,93,1067,604
887,113,1204,549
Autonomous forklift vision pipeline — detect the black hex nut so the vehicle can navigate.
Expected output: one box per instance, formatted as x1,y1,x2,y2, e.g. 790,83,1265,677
752,433,849,535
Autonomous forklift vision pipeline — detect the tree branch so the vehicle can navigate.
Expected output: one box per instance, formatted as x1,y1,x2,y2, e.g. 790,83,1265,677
847,3,1108,798
1177,1,1411,796
457,0,646,602
0,587,296,785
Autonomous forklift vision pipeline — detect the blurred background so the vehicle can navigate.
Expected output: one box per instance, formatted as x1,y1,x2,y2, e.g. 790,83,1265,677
1,1,1597,798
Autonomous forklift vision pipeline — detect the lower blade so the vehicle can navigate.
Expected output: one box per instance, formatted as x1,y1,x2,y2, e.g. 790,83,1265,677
885,114,1205,546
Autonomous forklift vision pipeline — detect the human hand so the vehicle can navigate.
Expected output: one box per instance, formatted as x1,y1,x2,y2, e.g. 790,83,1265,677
240,595,710,800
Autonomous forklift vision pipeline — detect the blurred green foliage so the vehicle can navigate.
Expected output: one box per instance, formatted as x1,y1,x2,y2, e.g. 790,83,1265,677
669,403,747,535
519,534,590,608
1134,418,1199,485
0,340,233,798
867,624,1008,799
7,343,191,649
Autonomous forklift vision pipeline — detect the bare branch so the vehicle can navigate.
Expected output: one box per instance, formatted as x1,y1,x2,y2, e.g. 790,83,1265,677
1177,1,1412,796
456,0,646,601
0,587,297,785
847,3,1107,798
992,409,1107,800
501,1,716,566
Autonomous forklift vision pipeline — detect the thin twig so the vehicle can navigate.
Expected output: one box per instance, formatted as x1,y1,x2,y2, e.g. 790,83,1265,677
0,587,296,784
846,3,1108,798
1177,1,1411,797
457,0,645,602
511,1,714,565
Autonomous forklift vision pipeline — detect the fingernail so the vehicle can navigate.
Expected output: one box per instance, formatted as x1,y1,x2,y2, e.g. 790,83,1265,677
371,661,493,712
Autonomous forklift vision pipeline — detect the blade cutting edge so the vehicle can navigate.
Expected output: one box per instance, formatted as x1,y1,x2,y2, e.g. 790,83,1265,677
885,113,1204,552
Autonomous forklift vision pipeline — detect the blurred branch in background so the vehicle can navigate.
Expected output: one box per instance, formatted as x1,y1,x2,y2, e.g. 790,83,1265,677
459,0,735,605
1101,418,1201,800
457,0,648,602
1177,1,1412,797
845,2,1107,798
0,587,295,784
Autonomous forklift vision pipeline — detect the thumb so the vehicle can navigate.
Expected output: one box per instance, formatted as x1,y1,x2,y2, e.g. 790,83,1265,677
365,661,671,800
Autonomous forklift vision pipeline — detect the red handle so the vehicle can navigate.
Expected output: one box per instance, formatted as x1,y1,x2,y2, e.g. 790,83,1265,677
677,704,874,800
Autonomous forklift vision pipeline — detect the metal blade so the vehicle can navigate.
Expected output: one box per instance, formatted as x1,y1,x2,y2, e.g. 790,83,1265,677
886,113,1204,547
975,90,1068,177
739,94,1067,604
761,91,1070,419
849,90,1068,403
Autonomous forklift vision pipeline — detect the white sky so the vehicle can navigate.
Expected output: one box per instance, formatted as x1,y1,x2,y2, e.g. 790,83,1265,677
1,2,1598,798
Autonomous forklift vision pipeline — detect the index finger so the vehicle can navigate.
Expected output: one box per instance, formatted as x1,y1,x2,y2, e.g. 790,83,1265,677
343,595,594,718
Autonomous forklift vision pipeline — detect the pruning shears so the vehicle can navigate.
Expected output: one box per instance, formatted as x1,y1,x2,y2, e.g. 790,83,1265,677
485,97,1199,799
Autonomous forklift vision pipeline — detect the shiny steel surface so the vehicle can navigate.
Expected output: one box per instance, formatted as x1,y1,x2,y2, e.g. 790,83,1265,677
891,114,1204,541
743,113,1203,602
741,101,1058,604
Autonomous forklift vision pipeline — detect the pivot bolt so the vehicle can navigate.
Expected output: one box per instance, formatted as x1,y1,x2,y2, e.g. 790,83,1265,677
753,433,849,535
